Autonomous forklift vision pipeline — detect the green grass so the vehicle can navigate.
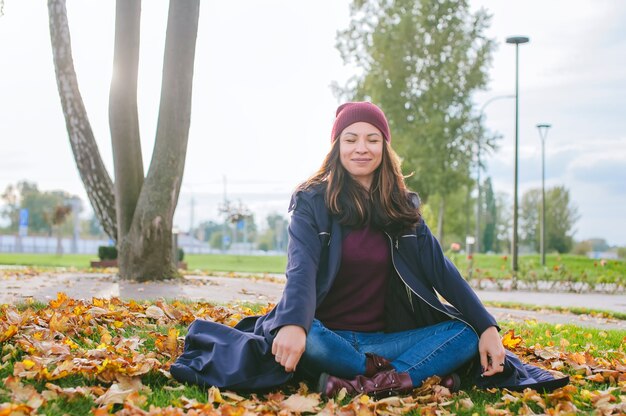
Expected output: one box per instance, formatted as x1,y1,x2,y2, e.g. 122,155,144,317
483,300,626,321
0,252,288,274
1,252,624,289
449,253,626,289
0,253,97,268
185,253,287,274
1,313,624,415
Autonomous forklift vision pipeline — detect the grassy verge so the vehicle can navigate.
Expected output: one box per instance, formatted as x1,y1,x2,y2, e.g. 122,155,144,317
483,300,626,321
0,253,97,268
1,296,625,415
0,253,288,274
1,252,624,290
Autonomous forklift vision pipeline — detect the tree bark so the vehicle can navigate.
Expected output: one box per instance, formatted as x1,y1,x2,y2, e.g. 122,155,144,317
118,0,200,281
109,1,144,241
47,0,117,241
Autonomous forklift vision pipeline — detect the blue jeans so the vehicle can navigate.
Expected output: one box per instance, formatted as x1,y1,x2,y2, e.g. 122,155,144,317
299,319,478,386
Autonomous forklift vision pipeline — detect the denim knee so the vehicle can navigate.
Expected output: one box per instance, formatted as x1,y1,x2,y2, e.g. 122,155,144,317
450,321,479,348
303,320,332,360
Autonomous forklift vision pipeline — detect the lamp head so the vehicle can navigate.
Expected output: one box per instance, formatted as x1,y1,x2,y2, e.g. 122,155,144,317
536,123,551,140
506,36,530,44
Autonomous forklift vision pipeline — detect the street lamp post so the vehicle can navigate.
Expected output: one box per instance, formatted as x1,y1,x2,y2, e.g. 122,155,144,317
506,35,529,272
536,123,551,266
476,94,515,254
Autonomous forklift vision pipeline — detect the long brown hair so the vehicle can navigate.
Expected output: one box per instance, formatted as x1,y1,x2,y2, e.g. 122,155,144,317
299,140,421,235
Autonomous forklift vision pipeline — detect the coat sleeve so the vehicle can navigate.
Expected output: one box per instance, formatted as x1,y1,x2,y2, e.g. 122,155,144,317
415,219,498,336
268,192,321,335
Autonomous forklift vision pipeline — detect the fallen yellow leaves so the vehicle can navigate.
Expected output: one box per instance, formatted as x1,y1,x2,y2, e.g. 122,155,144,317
501,329,523,349
1,293,626,415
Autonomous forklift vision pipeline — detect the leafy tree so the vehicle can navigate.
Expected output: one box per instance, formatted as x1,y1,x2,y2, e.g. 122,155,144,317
210,231,226,250
48,0,200,280
257,213,289,252
572,240,592,256
493,191,511,253
520,189,540,250
587,238,610,252
481,177,497,253
336,0,496,242
1,181,79,236
195,221,222,243
520,186,579,254
424,187,472,249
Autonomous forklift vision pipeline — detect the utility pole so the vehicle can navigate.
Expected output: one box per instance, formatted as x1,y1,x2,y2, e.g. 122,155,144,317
506,35,530,272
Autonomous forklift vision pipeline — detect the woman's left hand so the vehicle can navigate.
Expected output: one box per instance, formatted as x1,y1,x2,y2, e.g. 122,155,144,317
479,326,506,377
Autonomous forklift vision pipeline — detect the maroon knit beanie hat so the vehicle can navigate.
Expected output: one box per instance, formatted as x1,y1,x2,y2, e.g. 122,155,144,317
331,101,391,143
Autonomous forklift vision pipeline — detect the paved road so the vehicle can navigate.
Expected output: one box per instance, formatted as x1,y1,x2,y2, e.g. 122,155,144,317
1,271,624,330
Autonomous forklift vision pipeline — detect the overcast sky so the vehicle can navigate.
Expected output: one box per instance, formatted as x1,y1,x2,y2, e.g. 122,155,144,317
1,1,625,245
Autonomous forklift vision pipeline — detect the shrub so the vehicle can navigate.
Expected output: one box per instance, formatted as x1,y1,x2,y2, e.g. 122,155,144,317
178,248,185,262
98,245,118,261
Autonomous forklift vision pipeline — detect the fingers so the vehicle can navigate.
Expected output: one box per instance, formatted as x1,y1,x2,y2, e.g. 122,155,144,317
272,325,306,373
481,349,506,376
479,326,506,377
479,350,489,376
277,351,302,372
273,346,303,372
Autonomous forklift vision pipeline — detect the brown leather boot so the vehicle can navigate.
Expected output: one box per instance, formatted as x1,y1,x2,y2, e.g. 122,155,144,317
364,353,394,376
439,373,461,393
318,369,414,399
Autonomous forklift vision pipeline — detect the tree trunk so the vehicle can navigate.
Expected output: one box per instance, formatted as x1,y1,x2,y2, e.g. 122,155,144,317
47,0,117,241
109,1,144,243
118,0,200,281
437,196,445,244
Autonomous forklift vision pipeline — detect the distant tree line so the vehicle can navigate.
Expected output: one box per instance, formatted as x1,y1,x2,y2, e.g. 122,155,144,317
1,180,622,258
193,212,288,253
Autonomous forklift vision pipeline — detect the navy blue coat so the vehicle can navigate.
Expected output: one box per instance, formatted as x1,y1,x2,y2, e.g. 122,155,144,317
171,185,565,391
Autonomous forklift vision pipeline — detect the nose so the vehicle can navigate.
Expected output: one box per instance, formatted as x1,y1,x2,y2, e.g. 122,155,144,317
355,138,368,153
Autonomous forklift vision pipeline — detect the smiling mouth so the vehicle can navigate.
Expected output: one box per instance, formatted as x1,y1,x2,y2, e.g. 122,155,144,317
352,159,371,162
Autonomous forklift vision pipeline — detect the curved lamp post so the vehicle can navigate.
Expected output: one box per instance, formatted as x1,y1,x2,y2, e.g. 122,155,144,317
506,35,530,272
476,94,515,253
536,123,551,266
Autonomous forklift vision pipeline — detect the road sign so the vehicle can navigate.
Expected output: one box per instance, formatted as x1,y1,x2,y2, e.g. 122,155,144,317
18,209,29,237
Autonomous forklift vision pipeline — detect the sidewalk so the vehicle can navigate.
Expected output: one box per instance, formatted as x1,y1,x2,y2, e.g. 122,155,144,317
1,270,625,330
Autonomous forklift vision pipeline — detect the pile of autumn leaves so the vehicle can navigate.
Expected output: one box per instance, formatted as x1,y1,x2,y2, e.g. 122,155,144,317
0,293,625,415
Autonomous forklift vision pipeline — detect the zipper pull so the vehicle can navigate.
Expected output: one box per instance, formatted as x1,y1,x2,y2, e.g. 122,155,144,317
395,238,399,249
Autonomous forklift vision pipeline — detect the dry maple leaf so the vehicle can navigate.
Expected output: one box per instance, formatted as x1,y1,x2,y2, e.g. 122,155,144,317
145,305,166,320
0,324,18,343
0,403,35,416
94,383,135,406
208,386,224,404
280,393,321,413
49,292,69,309
501,329,523,349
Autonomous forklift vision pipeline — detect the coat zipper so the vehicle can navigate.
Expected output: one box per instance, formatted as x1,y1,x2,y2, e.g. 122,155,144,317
386,233,478,336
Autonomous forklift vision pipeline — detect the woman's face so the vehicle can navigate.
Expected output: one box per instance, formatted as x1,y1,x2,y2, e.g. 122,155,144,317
338,121,384,190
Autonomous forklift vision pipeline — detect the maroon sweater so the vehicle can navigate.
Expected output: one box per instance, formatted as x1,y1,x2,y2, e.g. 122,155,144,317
316,225,391,332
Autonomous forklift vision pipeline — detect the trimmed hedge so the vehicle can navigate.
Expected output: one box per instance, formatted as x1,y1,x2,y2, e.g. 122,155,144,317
98,246,118,261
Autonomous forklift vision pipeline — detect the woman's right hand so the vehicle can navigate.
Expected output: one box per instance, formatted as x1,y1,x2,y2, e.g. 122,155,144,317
272,325,306,372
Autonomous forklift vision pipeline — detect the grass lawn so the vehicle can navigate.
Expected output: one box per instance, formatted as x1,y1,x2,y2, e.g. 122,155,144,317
0,253,289,274
1,252,624,289
1,296,625,415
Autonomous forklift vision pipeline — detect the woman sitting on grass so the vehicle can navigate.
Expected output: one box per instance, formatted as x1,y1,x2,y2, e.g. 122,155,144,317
171,102,568,396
